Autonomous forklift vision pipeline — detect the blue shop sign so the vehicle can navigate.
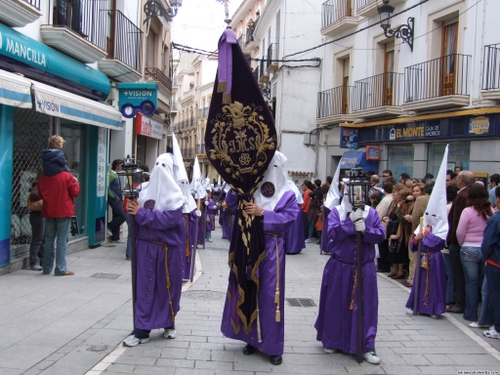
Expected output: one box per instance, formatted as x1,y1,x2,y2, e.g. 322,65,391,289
0,23,110,100
358,114,500,144
117,82,158,118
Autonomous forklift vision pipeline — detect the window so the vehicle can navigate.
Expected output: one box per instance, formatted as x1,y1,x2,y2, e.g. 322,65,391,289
428,142,469,176
387,144,414,177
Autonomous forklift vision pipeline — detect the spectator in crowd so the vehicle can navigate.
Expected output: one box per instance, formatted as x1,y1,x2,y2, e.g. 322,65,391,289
326,176,333,186
38,138,80,276
369,190,382,208
301,180,313,243
422,173,435,184
447,171,475,314
455,166,463,175
446,170,457,187
480,187,500,340
205,191,216,242
123,153,185,347
376,181,394,273
488,174,500,207
41,135,69,177
108,159,126,243
314,179,323,203
380,169,393,189
456,183,493,322
26,169,45,271
443,184,459,305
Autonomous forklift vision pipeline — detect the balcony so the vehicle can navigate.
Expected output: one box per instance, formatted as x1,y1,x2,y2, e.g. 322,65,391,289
195,144,206,155
266,43,279,74
145,67,172,94
316,86,355,125
357,0,406,19
253,66,261,83
321,0,361,37
40,0,107,63
259,59,269,85
0,0,41,27
243,17,260,54
402,54,471,112
198,107,209,118
352,72,404,119
98,10,142,82
482,44,500,101
237,34,246,50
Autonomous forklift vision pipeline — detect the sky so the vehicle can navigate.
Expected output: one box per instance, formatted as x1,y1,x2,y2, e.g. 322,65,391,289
172,0,240,52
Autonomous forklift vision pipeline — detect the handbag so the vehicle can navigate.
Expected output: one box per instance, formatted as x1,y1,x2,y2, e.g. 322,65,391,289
388,239,398,253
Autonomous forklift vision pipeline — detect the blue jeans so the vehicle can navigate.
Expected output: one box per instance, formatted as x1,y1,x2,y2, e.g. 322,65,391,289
479,277,494,326
486,265,500,334
308,216,317,240
43,217,71,275
108,198,126,241
441,251,455,303
460,246,485,321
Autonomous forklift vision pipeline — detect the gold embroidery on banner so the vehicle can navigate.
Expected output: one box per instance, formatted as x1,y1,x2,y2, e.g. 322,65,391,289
207,101,276,182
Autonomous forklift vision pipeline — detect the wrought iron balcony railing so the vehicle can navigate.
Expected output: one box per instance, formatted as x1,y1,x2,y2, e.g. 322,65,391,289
482,44,500,90
23,0,40,9
145,67,172,92
321,0,353,28
267,43,278,70
404,54,471,102
353,72,404,110
106,10,142,72
356,0,376,8
52,0,107,50
317,86,354,118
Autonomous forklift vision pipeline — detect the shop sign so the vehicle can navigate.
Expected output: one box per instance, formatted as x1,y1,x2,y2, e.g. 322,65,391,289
469,116,489,135
136,113,163,140
340,127,358,148
0,27,47,68
366,146,381,160
117,82,158,118
390,124,425,140
425,123,441,137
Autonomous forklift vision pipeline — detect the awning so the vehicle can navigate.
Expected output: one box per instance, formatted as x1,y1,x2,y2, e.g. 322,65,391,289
339,150,379,172
31,81,122,130
0,70,32,108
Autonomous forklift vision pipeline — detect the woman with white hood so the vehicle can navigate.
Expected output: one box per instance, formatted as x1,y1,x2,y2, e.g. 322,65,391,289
221,151,299,365
123,153,185,347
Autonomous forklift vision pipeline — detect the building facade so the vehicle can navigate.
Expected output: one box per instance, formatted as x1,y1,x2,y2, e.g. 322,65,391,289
0,0,177,272
317,0,500,179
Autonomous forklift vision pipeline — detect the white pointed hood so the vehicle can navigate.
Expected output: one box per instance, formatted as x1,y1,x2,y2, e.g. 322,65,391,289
190,156,207,199
138,153,184,212
287,180,304,204
254,151,290,210
324,162,341,209
171,133,196,213
414,144,449,240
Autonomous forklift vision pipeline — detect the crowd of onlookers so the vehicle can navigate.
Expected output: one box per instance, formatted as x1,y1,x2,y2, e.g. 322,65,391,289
298,167,500,340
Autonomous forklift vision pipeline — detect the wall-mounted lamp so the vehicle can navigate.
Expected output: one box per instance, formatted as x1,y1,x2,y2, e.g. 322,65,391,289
377,0,414,52
144,0,183,23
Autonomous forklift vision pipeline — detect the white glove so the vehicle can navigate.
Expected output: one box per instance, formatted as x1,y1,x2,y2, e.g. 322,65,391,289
354,219,366,233
204,200,209,206
349,208,364,223
195,210,202,217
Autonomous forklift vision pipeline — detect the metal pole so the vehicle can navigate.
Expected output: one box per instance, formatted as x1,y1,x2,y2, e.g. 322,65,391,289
129,199,137,325
413,217,424,315
356,229,364,364
190,198,201,282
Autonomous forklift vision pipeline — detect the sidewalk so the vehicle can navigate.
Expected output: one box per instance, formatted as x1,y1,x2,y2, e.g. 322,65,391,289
1,225,499,375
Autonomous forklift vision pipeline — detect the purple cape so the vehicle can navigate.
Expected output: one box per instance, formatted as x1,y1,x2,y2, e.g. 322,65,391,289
133,206,184,330
221,190,299,356
180,210,197,280
315,206,385,354
284,203,305,254
405,232,446,315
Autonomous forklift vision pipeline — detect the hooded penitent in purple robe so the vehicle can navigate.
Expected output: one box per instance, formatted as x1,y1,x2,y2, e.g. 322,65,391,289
320,207,331,254
180,210,197,280
219,198,233,240
315,206,385,354
405,231,446,315
134,206,184,331
205,198,217,231
284,203,305,254
221,190,299,356
197,203,206,247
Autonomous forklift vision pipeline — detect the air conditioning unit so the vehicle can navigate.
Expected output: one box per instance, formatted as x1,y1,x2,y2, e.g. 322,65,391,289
303,134,311,145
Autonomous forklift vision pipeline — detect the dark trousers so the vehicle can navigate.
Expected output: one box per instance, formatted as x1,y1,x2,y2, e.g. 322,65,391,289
486,265,500,333
302,212,309,240
108,199,126,241
449,243,466,309
377,239,391,271
29,212,45,267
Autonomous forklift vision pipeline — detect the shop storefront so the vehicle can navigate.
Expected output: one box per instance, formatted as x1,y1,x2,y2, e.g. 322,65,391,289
0,23,121,267
135,113,164,169
356,113,500,179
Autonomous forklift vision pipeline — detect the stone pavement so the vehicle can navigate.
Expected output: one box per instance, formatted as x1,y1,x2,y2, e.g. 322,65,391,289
1,225,500,375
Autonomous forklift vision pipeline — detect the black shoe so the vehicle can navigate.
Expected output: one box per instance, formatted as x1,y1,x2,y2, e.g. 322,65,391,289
243,344,257,355
270,355,282,365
